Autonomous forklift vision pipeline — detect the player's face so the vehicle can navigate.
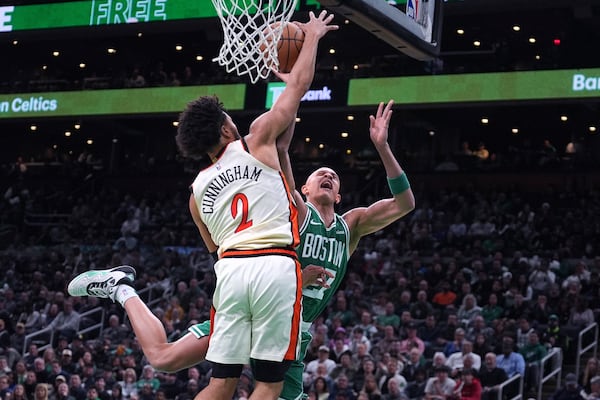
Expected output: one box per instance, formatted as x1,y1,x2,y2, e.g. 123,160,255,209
302,167,341,204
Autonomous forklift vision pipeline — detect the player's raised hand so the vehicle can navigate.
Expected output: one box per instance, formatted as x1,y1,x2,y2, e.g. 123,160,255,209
295,10,339,40
369,99,394,147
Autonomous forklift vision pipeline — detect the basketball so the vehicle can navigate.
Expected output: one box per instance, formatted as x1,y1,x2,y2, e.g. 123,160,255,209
264,22,305,73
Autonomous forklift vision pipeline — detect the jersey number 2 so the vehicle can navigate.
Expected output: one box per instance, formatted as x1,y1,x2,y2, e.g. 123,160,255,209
231,193,253,233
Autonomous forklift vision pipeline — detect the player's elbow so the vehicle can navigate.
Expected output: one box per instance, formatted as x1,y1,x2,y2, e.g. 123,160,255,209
397,193,416,216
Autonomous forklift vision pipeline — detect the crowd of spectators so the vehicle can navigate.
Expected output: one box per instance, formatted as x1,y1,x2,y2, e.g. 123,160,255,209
1,159,600,400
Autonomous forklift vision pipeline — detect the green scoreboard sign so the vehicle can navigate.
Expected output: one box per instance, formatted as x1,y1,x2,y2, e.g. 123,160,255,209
0,84,246,119
0,0,321,33
348,68,600,106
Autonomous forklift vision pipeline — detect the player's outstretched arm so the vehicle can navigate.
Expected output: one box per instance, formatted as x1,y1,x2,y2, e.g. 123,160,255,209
249,11,338,146
344,100,415,252
276,119,308,223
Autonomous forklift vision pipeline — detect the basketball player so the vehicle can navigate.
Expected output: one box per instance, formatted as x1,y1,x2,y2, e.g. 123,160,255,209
274,98,415,400
68,98,414,400
68,11,338,400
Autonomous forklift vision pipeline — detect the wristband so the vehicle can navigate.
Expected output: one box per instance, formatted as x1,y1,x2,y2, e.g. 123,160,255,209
387,173,410,195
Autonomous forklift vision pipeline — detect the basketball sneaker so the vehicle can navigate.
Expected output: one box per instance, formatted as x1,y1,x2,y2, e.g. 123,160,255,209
68,265,136,302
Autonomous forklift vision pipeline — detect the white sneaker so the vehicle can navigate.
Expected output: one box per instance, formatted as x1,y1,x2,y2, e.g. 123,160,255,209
68,266,136,302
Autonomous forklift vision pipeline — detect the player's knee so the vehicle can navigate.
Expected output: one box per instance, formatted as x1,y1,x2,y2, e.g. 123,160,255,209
252,359,292,382
211,362,243,379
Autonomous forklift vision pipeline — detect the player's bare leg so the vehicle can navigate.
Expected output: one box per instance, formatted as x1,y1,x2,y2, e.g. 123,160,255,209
68,266,209,373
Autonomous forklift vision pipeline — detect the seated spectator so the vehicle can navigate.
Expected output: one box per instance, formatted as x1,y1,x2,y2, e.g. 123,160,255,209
350,327,372,353
352,343,372,367
358,373,383,400
174,379,199,400
376,302,401,332
479,352,508,400
10,322,27,352
23,370,38,399
328,374,356,400
456,295,482,328
116,368,138,400
304,346,336,386
445,341,481,378
519,331,547,395
472,333,494,360
503,293,530,322
310,376,331,400
530,294,553,327
465,316,494,345
330,337,351,364
382,376,406,400
330,351,357,383
418,314,444,356
42,299,80,342
397,322,425,357
403,368,427,400
541,314,569,352
515,318,535,350
68,374,86,400
581,376,600,400
426,353,447,378
566,298,595,336
438,314,460,350
548,373,584,400
377,326,400,355
94,377,111,400
0,356,11,377
379,356,407,396
356,311,379,341
561,261,590,291
431,282,457,309
401,348,426,383
354,357,379,394
410,291,434,321
480,294,503,325
451,369,481,400
529,262,556,299
34,382,50,400
496,336,525,379
443,328,465,357
13,384,29,400
101,315,129,343
579,357,599,395
424,366,455,400
136,365,160,394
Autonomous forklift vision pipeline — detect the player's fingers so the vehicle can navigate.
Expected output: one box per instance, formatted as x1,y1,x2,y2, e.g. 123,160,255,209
377,101,385,118
323,13,335,23
384,99,394,112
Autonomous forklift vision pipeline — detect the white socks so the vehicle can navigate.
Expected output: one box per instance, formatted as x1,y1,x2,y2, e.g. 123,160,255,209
115,284,139,307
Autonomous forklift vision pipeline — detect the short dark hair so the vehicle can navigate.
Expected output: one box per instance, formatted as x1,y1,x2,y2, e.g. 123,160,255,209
176,95,227,160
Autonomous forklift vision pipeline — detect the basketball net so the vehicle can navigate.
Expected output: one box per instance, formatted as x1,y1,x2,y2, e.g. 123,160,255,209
211,0,298,84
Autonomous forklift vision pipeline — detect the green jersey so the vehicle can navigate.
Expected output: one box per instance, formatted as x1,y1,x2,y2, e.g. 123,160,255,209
279,202,351,400
298,202,351,323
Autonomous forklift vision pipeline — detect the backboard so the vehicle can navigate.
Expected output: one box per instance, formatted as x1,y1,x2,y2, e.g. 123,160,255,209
317,0,443,60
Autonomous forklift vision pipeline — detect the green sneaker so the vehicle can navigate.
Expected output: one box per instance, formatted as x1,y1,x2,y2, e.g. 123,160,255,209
68,266,136,302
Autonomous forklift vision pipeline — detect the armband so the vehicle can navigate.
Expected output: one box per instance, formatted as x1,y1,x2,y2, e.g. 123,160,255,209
387,173,410,195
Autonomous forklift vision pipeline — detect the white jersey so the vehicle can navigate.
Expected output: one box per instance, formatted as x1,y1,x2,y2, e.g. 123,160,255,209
191,139,299,255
